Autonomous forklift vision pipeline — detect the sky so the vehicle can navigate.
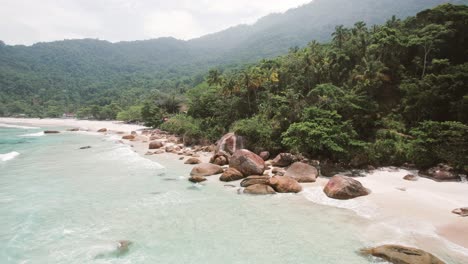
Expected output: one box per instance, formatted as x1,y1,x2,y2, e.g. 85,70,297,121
0,0,313,45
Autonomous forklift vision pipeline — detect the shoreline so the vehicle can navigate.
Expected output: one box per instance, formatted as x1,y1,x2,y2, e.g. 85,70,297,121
2,117,468,261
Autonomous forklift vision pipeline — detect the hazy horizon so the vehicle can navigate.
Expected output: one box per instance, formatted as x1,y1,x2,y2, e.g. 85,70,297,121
0,0,313,46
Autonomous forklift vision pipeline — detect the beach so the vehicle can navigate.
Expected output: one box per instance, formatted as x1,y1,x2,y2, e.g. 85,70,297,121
1,117,467,263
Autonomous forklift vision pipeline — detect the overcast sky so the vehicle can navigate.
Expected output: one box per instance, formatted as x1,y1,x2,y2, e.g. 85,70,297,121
0,0,313,45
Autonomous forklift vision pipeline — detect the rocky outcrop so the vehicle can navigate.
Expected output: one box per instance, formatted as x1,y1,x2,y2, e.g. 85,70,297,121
215,133,243,155
403,174,418,181
419,164,460,182
360,244,445,264
452,207,468,217
268,176,302,193
149,141,164,150
189,175,207,183
44,130,60,134
122,135,135,140
243,184,276,195
323,175,370,200
219,168,244,182
229,149,265,176
240,175,270,187
284,162,318,183
259,151,270,161
190,163,224,177
271,153,297,167
97,128,107,132
184,158,202,165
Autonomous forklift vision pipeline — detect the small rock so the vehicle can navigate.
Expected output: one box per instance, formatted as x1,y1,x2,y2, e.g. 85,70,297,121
97,128,107,133
268,176,302,193
79,146,92,150
44,130,60,134
240,175,270,187
271,153,297,167
452,207,468,217
190,163,224,176
403,174,418,181
396,187,407,191
360,244,445,264
259,151,270,161
243,184,276,195
271,167,285,176
145,151,153,155
220,168,244,182
179,157,184,160
189,175,207,183
67,128,79,131
184,157,202,165
122,135,135,140
323,175,370,200
149,141,164,149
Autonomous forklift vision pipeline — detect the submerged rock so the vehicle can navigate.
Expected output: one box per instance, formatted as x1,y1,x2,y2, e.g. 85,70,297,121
360,244,445,264
67,128,80,131
452,207,468,217
190,163,224,176
240,175,270,187
189,175,207,183
284,162,318,183
79,146,92,150
44,130,60,134
243,184,276,195
219,168,244,182
323,175,370,200
229,149,265,176
268,176,302,193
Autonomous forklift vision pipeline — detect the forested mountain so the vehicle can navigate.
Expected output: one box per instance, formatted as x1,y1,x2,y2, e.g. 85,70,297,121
0,0,466,118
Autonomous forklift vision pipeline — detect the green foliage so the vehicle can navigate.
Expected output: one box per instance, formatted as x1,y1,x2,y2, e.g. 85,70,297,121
117,105,143,122
282,107,364,160
409,121,468,170
159,114,203,145
141,102,164,128
231,116,274,152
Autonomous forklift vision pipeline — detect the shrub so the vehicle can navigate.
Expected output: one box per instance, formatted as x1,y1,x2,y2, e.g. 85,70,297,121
160,114,203,145
231,116,274,152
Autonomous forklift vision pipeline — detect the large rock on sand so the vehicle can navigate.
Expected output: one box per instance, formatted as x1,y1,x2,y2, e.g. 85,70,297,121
229,149,265,176
452,207,468,217
190,163,224,177
284,162,318,183
240,175,270,187
271,153,297,167
219,168,244,182
210,151,230,166
419,164,460,182
243,184,276,195
215,133,244,155
360,244,445,264
149,141,164,149
268,176,302,193
323,175,370,200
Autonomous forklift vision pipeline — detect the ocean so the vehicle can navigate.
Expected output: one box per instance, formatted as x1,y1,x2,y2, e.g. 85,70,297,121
0,123,464,264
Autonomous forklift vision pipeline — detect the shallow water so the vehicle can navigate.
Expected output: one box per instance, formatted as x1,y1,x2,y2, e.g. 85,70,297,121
0,124,463,263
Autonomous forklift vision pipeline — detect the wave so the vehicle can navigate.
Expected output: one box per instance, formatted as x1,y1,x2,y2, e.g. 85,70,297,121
0,123,40,129
19,132,44,137
0,151,20,161
100,145,165,170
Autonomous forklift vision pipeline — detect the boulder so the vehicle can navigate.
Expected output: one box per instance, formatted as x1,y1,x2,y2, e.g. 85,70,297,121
229,149,265,176
360,244,445,264
189,175,207,183
122,135,135,140
210,151,230,166
240,175,270,187
219,168,244,182
419,164,460,181
184,158,202,165
259,151,270,161
452,207,468,217
149,141,164,150
284,162,318,183
323,175,370,200
403,174,418,181
44,130,60,134
268,176,302,193
97,128,107,132
271,153,297,167
243,184,276,195
190,163,224,177
215,132,244,155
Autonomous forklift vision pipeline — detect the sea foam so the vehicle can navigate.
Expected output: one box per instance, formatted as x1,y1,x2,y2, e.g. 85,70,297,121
0,151,20,161
19,132,44,137
0,123,40,129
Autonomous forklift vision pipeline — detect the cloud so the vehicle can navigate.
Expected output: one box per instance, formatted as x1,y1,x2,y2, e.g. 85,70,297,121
0,0,313,45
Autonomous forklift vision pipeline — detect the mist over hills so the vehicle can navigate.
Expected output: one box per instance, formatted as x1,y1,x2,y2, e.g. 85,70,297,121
0,0,466,116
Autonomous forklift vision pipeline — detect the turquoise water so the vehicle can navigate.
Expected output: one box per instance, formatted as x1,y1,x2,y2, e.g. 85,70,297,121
0,124,460,263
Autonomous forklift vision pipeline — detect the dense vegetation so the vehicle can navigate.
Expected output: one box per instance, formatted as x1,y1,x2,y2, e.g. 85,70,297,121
158,4,468,171
1,0,465,118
